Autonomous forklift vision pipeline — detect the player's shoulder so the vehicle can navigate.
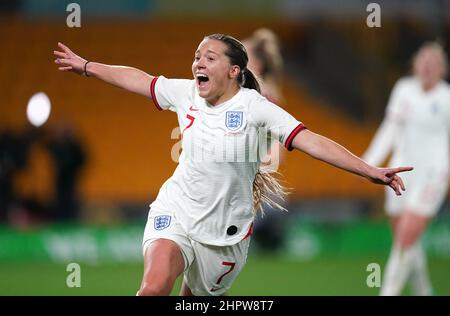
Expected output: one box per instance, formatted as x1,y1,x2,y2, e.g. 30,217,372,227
240,86,262,98
241,87,276,108
157,75,195,87
156,75,196,101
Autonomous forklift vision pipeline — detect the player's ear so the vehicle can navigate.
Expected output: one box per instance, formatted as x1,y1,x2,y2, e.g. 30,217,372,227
229,65,240,79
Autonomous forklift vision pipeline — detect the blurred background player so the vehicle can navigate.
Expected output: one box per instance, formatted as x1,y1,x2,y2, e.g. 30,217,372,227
242,28,284,105
363,42,450,296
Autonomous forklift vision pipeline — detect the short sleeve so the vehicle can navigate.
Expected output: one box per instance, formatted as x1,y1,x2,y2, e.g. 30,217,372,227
251,95,306,151
150,76,193,112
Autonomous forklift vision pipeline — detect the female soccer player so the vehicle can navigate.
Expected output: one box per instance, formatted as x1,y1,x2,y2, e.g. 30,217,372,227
54,34,412,296
363,42,449,296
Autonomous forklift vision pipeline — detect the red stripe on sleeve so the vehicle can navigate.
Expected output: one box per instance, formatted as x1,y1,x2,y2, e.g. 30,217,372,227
285,123,307,151
242,223,254,241
150,76,163,111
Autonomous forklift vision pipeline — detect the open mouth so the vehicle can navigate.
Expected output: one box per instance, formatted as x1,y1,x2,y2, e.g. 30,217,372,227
196,73,209,89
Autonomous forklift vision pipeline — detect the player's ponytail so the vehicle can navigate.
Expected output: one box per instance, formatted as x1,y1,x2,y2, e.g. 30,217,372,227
252,165,289,215
241,68,261,93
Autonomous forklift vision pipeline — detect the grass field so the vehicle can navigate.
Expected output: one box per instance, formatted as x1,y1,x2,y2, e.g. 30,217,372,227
1,255,449,296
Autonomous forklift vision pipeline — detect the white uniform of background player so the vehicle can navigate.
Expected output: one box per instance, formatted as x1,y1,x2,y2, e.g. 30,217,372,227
143,76,304,295
363,42,449,296
364,77,450,216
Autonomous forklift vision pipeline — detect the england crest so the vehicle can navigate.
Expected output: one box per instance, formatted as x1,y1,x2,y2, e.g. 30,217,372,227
154,215,171,230
225,111,243,131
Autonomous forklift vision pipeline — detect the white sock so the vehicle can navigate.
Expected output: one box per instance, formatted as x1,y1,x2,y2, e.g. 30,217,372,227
380,244,415,296
410,242,433,296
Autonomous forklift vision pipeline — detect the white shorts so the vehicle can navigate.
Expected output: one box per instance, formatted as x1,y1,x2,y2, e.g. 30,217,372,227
385,169,448,217
142,207,251,296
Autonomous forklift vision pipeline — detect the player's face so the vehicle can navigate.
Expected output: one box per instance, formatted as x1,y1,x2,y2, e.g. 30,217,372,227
414,48,445,90
192,39,240,105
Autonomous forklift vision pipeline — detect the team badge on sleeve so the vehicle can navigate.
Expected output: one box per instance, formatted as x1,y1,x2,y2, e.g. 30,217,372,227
225,111,243,131
154,215,171,230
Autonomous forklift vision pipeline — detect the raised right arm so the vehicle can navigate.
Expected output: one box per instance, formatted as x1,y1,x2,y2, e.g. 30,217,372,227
54,42,153,98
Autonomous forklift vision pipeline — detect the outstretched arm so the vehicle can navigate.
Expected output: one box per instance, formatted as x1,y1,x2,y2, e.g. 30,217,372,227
54,42,153,98
291,129,413,195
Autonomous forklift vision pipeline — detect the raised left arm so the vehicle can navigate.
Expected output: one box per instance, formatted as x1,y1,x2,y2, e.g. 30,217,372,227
291,129,413,195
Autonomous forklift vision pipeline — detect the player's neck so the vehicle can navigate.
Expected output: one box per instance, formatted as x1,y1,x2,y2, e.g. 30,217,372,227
206,85,240,106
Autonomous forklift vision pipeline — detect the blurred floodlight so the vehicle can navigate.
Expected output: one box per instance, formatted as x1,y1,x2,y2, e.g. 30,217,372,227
26,92,51,127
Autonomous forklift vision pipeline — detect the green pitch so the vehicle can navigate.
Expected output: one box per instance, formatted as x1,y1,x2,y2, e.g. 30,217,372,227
0,255,449,295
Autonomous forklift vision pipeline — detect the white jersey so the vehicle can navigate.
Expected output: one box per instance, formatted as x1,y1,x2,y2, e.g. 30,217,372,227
364,77,450,173
149,76,304,246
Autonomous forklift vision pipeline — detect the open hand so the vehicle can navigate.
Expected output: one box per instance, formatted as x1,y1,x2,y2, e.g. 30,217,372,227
53,42,88,75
